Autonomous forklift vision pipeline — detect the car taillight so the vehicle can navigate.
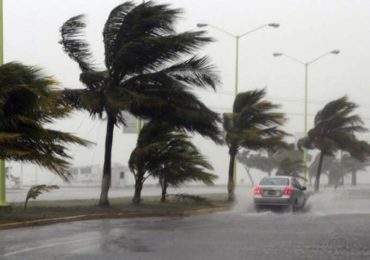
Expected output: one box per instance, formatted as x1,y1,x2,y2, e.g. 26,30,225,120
253,185,261,195
283,186,293,196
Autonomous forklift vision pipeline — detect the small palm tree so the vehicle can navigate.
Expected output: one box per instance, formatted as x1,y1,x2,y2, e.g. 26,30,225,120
223,89,286,201
0,62,89,178
129,121,216,204
60,2,221,207
299,96,370,192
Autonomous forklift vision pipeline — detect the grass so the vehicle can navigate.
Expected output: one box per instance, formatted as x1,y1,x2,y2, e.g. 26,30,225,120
0,193,230,225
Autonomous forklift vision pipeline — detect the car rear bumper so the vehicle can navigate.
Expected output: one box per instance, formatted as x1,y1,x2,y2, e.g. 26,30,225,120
254,196,293,206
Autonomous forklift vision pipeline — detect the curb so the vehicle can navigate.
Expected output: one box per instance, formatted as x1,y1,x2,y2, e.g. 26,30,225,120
0,207,229,230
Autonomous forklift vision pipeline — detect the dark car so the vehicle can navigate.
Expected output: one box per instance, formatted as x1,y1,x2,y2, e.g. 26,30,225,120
253,176,306,212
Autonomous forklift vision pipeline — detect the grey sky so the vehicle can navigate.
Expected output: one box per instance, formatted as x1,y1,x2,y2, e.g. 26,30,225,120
4,0,370,184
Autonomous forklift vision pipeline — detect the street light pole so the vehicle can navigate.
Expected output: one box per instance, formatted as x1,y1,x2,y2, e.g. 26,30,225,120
235,36,239,95
197,22,279,186
0,0,7,208
273,50,340,184
197,23,280,96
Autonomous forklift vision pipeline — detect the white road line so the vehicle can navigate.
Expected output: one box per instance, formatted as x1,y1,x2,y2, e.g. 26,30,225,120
2,237,98,257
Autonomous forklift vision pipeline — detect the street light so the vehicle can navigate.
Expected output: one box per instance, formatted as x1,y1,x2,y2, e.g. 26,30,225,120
197,22,279,95
198,22,279,185
0,0,7,209
273,50,340,184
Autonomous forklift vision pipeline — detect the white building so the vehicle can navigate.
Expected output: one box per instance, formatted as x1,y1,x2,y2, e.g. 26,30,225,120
69,163,135,187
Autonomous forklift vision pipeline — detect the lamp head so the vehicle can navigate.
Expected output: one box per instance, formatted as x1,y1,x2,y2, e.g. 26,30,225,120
273,52,283,57
196,23,208,28
268,23,280,28
330,50,340,55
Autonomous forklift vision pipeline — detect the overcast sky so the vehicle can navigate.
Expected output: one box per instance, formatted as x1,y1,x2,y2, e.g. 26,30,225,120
5,0,370,184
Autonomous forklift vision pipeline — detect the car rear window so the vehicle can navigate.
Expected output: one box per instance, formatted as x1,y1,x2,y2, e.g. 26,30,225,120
260,177,289,186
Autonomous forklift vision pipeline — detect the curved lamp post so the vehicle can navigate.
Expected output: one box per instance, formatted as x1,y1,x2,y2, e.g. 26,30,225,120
273,50,340,184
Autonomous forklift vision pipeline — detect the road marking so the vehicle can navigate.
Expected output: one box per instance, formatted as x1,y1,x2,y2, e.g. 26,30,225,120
2,237,98,257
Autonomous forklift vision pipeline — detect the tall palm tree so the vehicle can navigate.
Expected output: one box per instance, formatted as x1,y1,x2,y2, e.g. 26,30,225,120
223,89,286,201
0,62,89,178
59,1,221,207
299,96,370,192
129,120,216,204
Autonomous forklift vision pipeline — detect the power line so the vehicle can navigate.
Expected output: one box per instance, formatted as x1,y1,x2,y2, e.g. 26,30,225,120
195,89,370,108
208,105,370,121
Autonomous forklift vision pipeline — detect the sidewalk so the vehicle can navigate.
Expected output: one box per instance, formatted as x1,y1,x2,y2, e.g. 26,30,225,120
7,185,230,202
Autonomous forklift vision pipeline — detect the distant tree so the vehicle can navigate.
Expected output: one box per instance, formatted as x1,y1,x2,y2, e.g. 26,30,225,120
129,121,216,204
237,150,279,185
223,89,286,201
0,62,89,179
274,143,310,181
342,153,370,186
299,96,370,192
59,2,221,207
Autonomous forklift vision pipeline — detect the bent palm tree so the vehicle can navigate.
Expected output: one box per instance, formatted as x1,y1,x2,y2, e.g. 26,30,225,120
60,2,221,207
223,89,286,201
129,121,216,204
0,62,89,179
299,96,370,192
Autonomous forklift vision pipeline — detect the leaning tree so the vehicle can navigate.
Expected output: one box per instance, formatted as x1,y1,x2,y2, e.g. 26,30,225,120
0,62,89,179
237,150,279,185
299,96,370,192
223,89,286,201
129,121,216,204
59,1,222,206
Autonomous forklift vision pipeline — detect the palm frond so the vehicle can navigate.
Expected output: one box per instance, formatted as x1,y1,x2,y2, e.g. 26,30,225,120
59,15,94,71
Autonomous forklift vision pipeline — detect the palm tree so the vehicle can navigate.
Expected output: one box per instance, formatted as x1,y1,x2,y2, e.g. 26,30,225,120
342,153,370,186
59,2,221,207
237,150,279,185
0,62,89,178
129,121,216,204
299,96,370,192
223,89,286,201
274,143,309,181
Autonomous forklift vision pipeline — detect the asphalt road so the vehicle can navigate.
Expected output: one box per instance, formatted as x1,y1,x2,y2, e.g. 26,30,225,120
2,187,370,260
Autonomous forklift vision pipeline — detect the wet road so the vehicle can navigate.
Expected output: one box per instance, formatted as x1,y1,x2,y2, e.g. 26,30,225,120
2,188,370,260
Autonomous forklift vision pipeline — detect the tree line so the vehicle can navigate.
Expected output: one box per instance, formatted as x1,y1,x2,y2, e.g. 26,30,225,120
1,1,370,206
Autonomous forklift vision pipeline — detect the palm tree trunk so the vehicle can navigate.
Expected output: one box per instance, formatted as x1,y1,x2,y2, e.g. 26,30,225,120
160,177,168,203
132,169,144,205
242,165,254,186
227,146,237,202
99,113,115,207
314,152,325,192
351,170,357,186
